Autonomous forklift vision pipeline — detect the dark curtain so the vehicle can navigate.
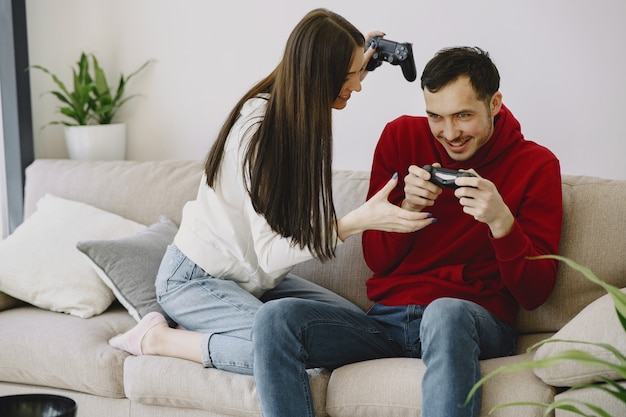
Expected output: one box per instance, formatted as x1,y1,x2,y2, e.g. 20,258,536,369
0,0,34,236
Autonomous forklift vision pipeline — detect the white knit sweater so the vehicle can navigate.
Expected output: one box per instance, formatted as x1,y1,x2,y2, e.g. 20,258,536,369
175,96,337,297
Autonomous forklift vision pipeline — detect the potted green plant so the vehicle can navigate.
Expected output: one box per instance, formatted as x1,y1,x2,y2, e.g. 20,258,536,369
467,255,626,416
30,52,152,160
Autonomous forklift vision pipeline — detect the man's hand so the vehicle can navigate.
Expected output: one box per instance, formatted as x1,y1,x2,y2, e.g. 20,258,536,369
454,169,514,238
401,164,443,212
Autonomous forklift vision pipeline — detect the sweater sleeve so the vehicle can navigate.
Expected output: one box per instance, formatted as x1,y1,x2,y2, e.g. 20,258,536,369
491,158,562,310
247,204,333,275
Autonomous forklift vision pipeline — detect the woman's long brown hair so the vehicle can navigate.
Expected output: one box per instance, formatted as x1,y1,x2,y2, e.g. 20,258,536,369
204,9,364,261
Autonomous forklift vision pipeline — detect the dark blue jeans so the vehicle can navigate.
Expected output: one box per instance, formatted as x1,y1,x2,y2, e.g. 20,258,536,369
252,297,516,417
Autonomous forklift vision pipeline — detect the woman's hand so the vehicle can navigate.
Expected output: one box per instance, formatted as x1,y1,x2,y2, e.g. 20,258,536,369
337,173,435,241
361,31,385,81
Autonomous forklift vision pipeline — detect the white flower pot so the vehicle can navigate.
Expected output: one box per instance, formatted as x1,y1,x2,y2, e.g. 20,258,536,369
64,123,126,160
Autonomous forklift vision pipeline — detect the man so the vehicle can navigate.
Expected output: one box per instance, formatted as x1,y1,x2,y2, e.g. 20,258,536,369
252,46,562,417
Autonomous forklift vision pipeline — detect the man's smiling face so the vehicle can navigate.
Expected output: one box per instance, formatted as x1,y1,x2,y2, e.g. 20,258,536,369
424,76,502,162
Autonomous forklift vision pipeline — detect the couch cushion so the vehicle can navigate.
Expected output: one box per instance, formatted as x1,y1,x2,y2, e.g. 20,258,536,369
0,306,135,398
553,381,626,417
124,355,330,416
0,194,145,318
517,175,626,334
533,289,626,387
326,355,553,417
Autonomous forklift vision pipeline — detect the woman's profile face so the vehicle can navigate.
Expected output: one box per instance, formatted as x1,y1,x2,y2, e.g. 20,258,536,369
331,47,365,110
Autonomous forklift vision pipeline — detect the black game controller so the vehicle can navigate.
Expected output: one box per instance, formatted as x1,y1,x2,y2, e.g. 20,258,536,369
423,165,476,190
366,36,417,82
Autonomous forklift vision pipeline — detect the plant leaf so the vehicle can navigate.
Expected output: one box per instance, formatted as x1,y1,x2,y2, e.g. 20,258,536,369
49,91,71,106
125,59,153,82
529,338,626,368
488,398,613,417
91,54,110,96
467,255,626,416
572,377,626,404
30,54,152,126
544,398,611,417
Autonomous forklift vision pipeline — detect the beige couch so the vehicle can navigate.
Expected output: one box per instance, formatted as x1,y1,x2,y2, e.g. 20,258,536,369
1,159,625,417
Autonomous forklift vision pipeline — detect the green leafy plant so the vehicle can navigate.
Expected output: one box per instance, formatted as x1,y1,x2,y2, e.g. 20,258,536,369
467,255,626,416
30,52,152,127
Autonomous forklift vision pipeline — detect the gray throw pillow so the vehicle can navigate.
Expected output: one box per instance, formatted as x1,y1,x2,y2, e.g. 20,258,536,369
77,216,177,323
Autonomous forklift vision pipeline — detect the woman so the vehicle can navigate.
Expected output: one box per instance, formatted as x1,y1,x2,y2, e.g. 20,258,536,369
109,8,429,378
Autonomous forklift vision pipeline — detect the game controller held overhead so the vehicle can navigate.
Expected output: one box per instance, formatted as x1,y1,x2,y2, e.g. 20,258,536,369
365,36,417,82
423,165,476,190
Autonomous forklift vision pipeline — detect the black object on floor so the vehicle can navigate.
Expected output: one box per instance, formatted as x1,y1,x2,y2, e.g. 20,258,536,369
0,394,76,417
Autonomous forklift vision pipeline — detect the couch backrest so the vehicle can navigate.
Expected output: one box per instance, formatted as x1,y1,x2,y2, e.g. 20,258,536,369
24,160,626,334
517,175,626,333
24,159,204,226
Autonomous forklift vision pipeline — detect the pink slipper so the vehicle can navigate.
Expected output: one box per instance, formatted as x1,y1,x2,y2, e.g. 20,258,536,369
109,311,166,355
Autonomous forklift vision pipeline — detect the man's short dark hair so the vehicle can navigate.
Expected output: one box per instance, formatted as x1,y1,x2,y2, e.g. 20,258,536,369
420,46,500,102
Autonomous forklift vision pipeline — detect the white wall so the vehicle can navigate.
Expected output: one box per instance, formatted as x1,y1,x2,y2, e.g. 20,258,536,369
25,0,626,179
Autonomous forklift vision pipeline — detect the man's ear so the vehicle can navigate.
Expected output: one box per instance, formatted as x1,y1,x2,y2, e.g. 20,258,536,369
490,92,503,114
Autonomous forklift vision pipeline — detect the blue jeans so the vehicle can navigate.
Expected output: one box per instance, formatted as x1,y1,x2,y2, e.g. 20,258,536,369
252,297,516,417
154,244,362,373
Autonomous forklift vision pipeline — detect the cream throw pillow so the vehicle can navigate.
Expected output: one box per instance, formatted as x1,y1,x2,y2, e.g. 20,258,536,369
0,194,145,318
533,288,626,386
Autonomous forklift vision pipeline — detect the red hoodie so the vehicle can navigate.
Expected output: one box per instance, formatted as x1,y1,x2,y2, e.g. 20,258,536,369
362,105,562,326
